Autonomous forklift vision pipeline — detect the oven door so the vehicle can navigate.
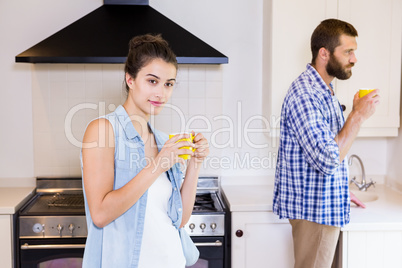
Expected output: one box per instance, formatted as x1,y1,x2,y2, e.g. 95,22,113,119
187,236,225,268
18,238,86,268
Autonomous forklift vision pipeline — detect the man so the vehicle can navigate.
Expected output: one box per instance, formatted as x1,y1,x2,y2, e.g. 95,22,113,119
273,19,380,268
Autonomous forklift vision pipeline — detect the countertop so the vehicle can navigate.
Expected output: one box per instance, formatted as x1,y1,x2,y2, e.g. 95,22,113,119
221,184,274,212
221,181,402,231
344,184,402,231
0,187,35,214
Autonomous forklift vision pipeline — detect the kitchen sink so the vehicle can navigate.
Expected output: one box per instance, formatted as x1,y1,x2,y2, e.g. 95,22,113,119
351,190,379,203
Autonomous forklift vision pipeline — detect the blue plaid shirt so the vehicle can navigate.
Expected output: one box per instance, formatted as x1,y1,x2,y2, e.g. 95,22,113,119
273,64,350,227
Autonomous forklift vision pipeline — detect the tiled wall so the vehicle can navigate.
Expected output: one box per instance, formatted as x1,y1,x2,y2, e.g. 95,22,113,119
32,64,223,177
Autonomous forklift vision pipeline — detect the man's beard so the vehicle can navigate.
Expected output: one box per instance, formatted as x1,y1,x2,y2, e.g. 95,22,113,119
326,54,354,80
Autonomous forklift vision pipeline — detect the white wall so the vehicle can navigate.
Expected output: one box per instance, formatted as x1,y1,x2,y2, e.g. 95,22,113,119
0,0,102,178
150,0,391,178
387,98,402,191
0,0,394,183
348,138,388,179
31,63,224,176
152,0,278,177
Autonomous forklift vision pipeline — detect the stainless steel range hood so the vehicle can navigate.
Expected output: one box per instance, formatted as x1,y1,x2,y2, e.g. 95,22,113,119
15,0,228,64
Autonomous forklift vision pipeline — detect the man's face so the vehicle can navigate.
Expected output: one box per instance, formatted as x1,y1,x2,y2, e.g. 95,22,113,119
326,34,358,80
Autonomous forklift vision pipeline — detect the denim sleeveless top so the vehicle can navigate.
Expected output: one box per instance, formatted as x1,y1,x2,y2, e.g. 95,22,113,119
80,105,184,268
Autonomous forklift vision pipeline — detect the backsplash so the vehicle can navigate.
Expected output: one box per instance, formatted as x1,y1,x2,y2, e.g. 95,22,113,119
32,64,224,177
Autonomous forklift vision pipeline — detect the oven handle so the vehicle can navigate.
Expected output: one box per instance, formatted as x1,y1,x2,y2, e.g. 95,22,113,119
21,243,85,250
21,240,223,249
193,240,223,247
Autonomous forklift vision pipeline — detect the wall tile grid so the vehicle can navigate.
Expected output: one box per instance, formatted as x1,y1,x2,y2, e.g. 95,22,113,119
32,64,224,177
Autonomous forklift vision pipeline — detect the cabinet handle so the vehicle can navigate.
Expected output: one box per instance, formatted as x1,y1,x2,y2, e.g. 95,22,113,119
235,229,243,237
341,104,346,111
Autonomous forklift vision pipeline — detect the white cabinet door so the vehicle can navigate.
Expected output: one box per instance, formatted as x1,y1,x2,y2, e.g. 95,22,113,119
336,0,402,136
340,231,402,268
231,211,294,268
264,0,402,137
0,215,13,268
264,0,337,135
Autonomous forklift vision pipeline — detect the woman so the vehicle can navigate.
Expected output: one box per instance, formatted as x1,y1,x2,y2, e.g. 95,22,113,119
81,34,209,267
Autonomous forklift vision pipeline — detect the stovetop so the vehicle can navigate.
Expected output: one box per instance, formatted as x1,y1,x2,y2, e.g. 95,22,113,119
18,176,228,238
21,176,225,215
19,193,85,216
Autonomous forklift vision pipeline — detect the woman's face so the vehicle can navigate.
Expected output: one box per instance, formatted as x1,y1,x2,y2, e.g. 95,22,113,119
126,58,177,118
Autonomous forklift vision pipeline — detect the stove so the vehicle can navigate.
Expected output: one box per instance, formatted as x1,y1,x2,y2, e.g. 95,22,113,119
16,176,230,268
18,178,87,239
183,177,226,237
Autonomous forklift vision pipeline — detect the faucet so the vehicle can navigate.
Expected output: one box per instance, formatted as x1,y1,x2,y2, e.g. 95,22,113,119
348,154,375,191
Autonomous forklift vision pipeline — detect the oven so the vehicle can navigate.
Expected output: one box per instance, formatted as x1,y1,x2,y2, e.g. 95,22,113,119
184,177,231,268
16,176,230,268
17,178,86,268
18,237,86,268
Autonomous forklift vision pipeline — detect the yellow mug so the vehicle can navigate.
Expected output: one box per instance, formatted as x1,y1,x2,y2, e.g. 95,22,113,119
359,88,375,98
169,133,195,160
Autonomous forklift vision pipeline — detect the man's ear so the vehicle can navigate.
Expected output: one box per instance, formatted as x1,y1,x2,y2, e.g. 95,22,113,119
318,47,330,62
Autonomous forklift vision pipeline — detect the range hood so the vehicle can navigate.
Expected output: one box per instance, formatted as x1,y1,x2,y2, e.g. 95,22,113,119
15,0,228,64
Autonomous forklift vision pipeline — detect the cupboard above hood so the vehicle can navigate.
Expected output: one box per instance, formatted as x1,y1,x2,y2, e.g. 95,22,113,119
15,0,228,64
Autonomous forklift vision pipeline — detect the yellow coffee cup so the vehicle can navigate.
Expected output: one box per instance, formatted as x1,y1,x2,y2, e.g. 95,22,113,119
169,133,195,160
359,88,375,98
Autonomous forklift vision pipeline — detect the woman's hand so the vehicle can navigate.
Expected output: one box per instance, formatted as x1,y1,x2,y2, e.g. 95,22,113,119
190,132,209,164
179,132,209,227
154,134,195,172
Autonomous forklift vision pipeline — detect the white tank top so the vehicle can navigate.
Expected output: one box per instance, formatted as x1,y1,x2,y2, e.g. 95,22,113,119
138,172,185,268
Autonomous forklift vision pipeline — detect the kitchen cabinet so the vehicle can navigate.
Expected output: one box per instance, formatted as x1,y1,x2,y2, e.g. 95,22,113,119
223,181,402,268
336,230,402,267
332,184,402,268
0,186,35,268
231,211,294,268
0,215,13,268
335,0,402,136
221,181,294,268
263,0,402,137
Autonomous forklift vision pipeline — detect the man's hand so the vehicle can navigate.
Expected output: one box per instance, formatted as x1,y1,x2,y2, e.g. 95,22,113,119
335,90,380,162
350,191,366,208
351,89,380,122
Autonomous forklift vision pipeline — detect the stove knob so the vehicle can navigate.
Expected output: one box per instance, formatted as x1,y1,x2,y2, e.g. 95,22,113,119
189,223,195,233
57,224,63,235
200,223,206,232
68,224,75,234
32,223,43,233
210,223,217,231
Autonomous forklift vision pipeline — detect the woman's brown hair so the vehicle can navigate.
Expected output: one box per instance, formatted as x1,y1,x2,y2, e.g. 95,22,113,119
124,34,178,93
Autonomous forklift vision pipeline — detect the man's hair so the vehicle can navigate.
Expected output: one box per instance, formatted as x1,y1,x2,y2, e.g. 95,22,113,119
311,19,358,64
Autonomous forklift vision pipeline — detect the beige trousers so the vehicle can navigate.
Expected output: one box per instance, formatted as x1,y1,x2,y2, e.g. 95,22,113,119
289,219,340,268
